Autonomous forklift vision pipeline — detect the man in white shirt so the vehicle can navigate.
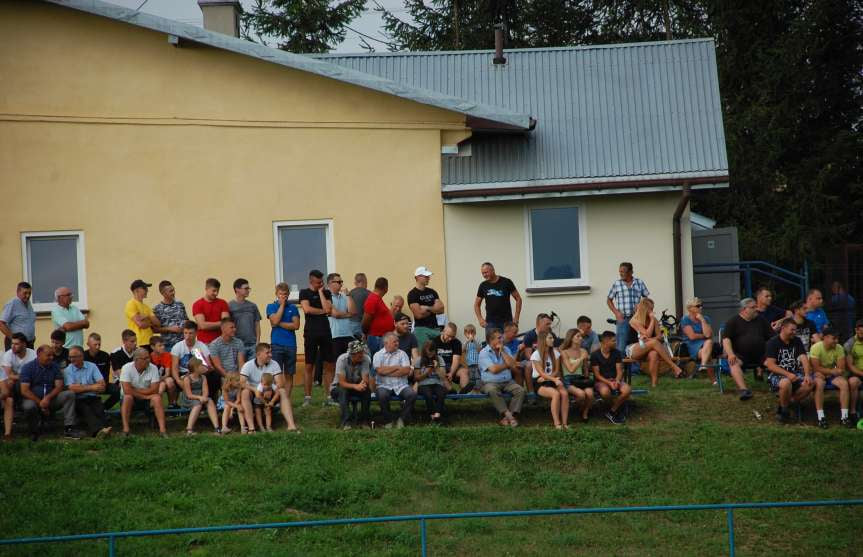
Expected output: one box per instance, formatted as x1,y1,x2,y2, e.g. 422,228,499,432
240,343,297,432
119,348,167,437
171,321,212,386
373,332,416,428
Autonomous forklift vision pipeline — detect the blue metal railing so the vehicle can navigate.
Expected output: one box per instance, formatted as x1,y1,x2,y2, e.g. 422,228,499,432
694,260,809,299
1,499,860,556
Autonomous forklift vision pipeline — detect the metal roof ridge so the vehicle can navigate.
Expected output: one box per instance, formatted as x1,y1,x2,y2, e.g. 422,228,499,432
43,0,535,131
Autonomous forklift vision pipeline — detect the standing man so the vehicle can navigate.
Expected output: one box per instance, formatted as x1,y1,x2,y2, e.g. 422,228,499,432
408,266,445,347
809,326,854,428
299,270,334,408
19,345,80,440
348,273,371,339
119,348,167,437
804,288,830,334
362,277,396,358
209,317,246,379
153,280,188,352
125,279,158,349
229,278,261,359
267,283,300,398
327,273,356,361
607,262,649,355
64,346,112,438
764,318,814,424
474,262,522,339
0,282,36,350
192,278,230,345
722,298,773,401
390,295,405,318
51,287,89,348
478,329,524,427
373,332,417,428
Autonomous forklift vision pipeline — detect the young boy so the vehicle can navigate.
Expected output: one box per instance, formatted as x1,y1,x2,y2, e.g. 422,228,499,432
255,372,280,432
463,324,482,392
149,336,177,407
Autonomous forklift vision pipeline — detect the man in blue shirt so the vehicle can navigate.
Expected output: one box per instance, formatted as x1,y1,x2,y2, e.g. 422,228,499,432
479,330,524,427
266,283,300,398
804,288,830,333
19,345,80,440
0,282,36,350
64,346,111,438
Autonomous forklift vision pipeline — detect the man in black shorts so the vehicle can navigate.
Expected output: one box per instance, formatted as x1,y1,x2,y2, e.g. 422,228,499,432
764,318,813,424
590,331,631,424
299,270,334,408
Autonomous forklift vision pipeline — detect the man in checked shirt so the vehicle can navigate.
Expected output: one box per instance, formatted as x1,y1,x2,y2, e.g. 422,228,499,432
607,262,650,355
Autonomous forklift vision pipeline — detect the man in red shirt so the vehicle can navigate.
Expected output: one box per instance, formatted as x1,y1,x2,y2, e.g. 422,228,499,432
362,277,395,362
192,278,230,345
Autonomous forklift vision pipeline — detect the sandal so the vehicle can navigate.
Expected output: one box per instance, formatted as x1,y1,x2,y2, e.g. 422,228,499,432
499,416,511,426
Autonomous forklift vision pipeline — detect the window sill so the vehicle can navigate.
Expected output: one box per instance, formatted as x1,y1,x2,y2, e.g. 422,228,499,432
525,286,591,295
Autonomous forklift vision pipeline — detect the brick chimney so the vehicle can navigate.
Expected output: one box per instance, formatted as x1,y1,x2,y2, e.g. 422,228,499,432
198,0,241,38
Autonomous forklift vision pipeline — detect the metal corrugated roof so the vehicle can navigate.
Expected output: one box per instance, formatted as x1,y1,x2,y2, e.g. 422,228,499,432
319,40,729,189
42,0,533,131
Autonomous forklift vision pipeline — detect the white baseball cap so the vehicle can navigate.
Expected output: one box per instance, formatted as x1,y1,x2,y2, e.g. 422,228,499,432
414,266,433,277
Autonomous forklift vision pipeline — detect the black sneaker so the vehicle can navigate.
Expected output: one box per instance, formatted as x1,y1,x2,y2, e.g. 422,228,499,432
776,407,790,424
739,389,753,401
64,427,84,440
850,414,859,427
605,411,623,425
817,417,829,429
840,417,851,428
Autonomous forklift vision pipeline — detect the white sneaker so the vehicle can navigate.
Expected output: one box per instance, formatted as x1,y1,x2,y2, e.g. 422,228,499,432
301,397,311,408
396,418,405,429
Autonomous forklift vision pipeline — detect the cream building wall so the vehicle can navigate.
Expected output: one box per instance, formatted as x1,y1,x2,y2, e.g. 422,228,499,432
443,194,695,336
0,2,464,352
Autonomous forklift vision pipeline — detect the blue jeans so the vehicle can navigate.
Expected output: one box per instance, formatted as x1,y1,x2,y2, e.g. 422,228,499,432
271,344,297,376
615,318,633,355
367,335,382,376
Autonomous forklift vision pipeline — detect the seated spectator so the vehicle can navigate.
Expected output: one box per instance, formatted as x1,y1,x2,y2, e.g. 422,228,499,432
462,324,482,392
148,336,177,407
501,322,527,386
843,320,863,426
764,318,814,424
239,343,298,432
171,321,212,388
108,330,138,410
329,340,372,429
479,330,524,427
119,348,167,437
254,372,280,433
373,332,416,429
1,332,36,404
627,298,683,386
789,299,820,351
520,313,558,394
590,331,632,425
576,316,600,353
394,312,419,362
220,373,248,434
51,286,89,348
83,332,113,406
754,286,788,332
559,328,594,422
50,329,70,371
804,288,829,333
679,297,715,382
810,327,854,428
64,346,111,438
433,323,472,393
181,358,221,436
531,331,569,429
721,298,772,400
414,340,449,424
20,345,80,440
209,317,247,389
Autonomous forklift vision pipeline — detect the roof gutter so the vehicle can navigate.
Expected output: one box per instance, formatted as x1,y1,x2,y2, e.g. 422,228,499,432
672,182,692,318
442,175,726,199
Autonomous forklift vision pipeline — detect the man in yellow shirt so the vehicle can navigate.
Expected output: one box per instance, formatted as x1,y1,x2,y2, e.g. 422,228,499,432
842,319,863,426
809,326,852,428
124,279,159,349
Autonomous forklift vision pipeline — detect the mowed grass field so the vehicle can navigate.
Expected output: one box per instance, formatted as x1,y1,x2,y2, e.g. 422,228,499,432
1,373,861,556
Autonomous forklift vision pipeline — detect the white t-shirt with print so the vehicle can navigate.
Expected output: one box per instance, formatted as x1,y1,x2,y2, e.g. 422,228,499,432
530,348,561,379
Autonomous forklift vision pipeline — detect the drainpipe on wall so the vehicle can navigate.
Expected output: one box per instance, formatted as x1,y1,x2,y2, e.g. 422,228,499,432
672,182,691,317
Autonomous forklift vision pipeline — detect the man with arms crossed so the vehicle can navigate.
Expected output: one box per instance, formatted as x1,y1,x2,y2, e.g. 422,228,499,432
51,287,89,348
408,266,445,347
479,329,524,427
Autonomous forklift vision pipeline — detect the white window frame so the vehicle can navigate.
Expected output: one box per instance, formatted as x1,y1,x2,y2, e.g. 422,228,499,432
20,230,88,312
272,219,335,292
524,204,589,289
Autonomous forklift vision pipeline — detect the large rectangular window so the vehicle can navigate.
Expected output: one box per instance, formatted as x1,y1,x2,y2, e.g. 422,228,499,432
21,231,87,311
526,206,588,288
273,220,334,296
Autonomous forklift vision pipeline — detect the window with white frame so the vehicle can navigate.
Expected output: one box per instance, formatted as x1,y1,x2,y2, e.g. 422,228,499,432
21,231,88,311
525,206,588,288
273,220,334,296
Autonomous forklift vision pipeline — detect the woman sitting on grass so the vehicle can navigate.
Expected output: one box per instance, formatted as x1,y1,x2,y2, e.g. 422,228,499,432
414,340,450,424
530,331,569,429
221,372,248,434
181,358,221,436
679,297,716,384
627,297,684,386
559,328,594,423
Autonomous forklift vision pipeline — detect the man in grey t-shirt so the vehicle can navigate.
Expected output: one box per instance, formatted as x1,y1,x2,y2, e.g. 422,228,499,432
229,278,261,358
348,273,371,338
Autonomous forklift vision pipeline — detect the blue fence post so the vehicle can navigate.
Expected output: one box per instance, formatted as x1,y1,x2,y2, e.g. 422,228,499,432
726,509,735,557
743,268,752,299
108,535,116,557
420,518,428,557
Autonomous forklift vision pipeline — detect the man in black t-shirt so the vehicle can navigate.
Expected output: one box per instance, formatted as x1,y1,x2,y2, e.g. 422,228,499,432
789,299,820,351
108,330,137,410
299,269,334,407
432,323,472,393
764,318,813,423
407,266,444,348
589,331,631,424
474,262,522,340
721,298,774,401
394,313,419,362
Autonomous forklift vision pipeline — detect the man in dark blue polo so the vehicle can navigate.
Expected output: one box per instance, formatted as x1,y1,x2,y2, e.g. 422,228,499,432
20,345,81,440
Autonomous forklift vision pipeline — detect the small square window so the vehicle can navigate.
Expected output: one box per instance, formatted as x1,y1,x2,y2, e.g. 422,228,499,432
526,206,588,288
273,220,334,296
21,231,87,311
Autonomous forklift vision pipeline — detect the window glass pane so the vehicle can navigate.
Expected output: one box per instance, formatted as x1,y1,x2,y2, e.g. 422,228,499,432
279,226,327,293
27,236,79,304
530,208,580,281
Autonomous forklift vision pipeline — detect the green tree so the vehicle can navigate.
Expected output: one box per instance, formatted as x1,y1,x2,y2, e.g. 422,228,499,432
242,0,366,53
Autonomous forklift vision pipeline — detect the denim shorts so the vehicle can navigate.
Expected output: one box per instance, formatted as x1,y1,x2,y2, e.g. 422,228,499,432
768,373,805,392
271,344,297,376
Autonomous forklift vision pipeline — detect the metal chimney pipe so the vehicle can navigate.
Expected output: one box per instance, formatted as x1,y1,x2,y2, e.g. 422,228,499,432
493,23,506,65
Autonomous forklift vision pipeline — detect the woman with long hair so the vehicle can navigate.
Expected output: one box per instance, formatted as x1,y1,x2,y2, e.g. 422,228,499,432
559,328,594,422
530,331,569,429
627,298,683,386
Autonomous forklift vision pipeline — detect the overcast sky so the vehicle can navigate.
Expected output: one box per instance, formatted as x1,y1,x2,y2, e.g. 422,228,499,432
106,0,409,53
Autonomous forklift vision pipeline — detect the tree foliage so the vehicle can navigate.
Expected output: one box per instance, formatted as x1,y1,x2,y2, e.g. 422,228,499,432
242,0,366,53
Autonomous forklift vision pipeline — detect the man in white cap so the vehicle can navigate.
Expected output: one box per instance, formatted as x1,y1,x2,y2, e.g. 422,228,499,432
408,266,445,348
